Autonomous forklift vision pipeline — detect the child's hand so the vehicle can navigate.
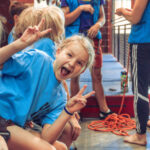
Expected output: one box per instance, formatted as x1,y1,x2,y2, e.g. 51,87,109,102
66,85,95,113
87,23,100,39
115,8,124,16
20,19,51,46
80,5,94,14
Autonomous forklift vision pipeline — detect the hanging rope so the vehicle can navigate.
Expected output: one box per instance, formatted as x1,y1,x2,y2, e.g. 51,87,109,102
88,49,136,136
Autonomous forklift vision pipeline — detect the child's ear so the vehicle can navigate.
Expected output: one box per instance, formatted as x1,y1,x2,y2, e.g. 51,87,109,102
14,15,19,24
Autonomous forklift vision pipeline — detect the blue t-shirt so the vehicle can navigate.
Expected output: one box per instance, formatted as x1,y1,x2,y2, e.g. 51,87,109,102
61,0,105,34
33,38,56,60
0,49,67,127
8,28,15,44
8,34,56,60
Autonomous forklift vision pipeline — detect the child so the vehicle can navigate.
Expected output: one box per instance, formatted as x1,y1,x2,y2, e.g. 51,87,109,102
0,19,95,150
14,6,64,58
8,1,29,44
14,6,85,148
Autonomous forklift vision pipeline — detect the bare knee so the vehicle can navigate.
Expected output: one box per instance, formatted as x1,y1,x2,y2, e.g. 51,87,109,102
7,126,56,150
53,140,67,150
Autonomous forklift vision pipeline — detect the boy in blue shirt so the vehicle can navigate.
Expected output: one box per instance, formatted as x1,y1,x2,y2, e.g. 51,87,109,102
0,19,95,150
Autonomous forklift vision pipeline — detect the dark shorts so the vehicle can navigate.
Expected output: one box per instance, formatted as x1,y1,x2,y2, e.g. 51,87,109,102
93,38,103,68
0,116,14,142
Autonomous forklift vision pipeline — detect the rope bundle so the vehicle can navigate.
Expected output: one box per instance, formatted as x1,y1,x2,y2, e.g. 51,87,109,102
88,113,136,136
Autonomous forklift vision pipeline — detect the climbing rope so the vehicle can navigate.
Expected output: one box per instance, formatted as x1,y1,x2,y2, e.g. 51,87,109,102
88,113,136,136
88,49,136,136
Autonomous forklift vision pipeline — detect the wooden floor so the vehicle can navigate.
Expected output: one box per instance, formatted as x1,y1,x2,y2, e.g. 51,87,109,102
72,118,150,150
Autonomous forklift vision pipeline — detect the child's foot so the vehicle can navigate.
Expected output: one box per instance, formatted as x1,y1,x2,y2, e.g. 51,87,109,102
124,133,147,146
147,120,150,127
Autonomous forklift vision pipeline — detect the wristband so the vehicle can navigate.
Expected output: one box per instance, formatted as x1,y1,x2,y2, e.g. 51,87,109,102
64,106,73,116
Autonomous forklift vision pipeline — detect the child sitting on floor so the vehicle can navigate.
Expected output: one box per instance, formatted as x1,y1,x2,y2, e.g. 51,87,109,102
0,18,95,150
13,6,87,148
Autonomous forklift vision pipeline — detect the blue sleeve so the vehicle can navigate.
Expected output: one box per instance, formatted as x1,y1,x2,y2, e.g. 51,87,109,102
34,38,56,59
41,87,67,125
61,0,68,7
41,101,65,125
2,51,35,76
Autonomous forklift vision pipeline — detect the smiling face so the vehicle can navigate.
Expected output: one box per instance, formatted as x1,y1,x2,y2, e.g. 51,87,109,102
53,41,89,81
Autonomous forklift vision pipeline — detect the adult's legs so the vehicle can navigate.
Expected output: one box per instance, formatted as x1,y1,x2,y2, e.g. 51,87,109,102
91,66,109,113
70,76,80,97
124,44,150,146
91,39,111,118
7,125,56,150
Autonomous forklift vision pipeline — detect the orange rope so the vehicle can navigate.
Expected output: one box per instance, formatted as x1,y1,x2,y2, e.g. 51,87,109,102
88,49,136,136
88,113,136,136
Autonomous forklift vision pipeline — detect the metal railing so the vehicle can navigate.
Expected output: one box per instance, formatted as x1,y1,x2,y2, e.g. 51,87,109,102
112,23,131,71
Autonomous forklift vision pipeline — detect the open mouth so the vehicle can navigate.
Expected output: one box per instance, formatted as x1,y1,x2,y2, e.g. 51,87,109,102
61,66,71,76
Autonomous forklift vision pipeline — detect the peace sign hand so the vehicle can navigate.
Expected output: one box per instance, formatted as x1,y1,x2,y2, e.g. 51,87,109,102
66,85,95,114
20,19,51,46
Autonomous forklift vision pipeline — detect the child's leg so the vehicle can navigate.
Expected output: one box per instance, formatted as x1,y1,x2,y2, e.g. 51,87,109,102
7,125,56,150
0,135,8,150
58,122,74,148
53,140,68,150
27,127,67,150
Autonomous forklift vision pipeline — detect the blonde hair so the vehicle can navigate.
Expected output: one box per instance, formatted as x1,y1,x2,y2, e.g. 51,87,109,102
14,6,65,43
42,6,65,43
58,34,95,69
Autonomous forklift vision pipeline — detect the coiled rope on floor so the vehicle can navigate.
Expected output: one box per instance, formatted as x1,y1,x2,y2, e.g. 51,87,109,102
88,113,136,136
88,49,136,136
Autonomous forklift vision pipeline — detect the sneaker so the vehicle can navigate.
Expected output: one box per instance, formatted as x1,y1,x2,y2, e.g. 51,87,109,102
99,110,113,120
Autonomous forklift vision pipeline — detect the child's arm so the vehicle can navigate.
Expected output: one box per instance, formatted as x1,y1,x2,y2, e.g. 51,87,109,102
87,5,105,39
0,19,51,67
115,0,148,24
62,80,81,141
62,4,94,26
41,85,95,144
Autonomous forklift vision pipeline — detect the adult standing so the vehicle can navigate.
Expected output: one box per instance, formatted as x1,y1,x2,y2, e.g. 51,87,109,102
116,0,150,146
61,0,112,120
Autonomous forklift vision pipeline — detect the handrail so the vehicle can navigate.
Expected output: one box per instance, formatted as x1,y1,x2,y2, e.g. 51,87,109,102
112,23,131,71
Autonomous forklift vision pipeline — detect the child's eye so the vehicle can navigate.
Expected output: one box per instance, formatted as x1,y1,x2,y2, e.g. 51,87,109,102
67,53,72,57
77,61,83,66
